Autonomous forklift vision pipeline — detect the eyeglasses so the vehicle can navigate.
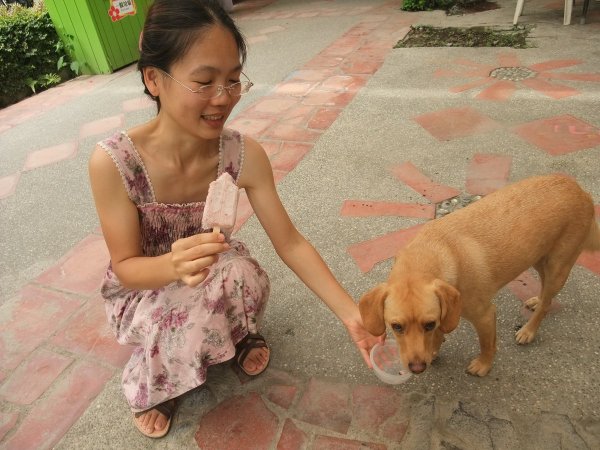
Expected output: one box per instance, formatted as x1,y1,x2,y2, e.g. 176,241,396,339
159,69,253,99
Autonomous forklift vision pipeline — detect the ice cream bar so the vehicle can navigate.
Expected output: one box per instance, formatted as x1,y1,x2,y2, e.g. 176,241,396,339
202,172,239,234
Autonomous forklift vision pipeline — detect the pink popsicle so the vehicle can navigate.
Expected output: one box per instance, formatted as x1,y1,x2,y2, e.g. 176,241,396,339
202,172,239,233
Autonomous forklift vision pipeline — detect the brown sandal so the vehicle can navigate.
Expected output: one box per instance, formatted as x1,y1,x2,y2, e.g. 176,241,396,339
133,399,176,439
234,332,270,377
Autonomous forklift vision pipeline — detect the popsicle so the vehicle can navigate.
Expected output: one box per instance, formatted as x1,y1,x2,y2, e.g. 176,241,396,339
202,172,239,234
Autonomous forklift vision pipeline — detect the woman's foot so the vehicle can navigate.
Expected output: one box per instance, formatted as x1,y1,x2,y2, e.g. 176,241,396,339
235,333,270,376
133,399,176,439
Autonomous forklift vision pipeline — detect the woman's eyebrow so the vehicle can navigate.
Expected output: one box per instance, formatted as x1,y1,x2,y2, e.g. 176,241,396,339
190,64,243,76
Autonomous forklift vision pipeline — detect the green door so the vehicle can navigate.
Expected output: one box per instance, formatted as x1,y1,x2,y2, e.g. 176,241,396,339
45,0,151,74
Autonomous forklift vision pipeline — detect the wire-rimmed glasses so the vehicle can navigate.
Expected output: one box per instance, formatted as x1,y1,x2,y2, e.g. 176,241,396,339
158,69,253,99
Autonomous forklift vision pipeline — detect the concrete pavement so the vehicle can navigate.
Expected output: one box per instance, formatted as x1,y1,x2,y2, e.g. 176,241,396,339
1,0,600,448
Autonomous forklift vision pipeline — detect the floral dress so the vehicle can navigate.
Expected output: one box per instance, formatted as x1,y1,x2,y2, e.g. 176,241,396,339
98,129,270,412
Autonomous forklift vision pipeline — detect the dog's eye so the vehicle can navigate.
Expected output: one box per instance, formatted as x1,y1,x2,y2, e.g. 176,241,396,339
424,322,436,331
391,323,404,333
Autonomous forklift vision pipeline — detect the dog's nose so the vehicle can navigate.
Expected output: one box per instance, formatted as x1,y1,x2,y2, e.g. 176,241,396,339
408,362,427,374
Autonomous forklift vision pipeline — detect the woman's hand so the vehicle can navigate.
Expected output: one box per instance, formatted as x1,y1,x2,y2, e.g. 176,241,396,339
343,315,385,369
170,232,230,287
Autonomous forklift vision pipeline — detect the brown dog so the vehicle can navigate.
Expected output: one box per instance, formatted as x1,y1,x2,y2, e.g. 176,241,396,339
359,174,600,377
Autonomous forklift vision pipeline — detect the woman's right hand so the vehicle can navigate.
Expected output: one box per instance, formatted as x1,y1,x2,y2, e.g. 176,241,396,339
170,232,230,286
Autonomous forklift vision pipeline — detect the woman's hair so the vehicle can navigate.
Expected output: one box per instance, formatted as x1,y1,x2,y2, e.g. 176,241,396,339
138,0,247,110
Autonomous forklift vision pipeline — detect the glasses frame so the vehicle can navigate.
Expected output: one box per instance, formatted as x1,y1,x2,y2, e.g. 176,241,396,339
158,69,253,99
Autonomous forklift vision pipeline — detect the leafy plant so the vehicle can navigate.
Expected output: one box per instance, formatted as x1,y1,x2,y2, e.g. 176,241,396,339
0,2,77,107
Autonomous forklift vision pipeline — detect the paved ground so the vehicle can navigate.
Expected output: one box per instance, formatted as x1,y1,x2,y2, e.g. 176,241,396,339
1,0,600,448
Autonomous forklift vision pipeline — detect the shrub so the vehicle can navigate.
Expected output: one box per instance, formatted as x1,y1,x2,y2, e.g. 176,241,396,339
0,2,76,108
402,0,474,11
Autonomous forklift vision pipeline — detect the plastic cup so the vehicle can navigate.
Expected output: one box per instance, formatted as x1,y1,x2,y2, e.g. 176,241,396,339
370,340,412,385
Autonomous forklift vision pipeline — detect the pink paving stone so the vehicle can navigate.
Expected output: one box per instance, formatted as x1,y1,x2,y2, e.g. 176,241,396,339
465,154,512,196
304,54,345,69
341,56,384,75
122,96,155,112
195,392,279,450
301,91,354,108
0,173,20,200
528,59,583,72
280,104,316,126
308,107,342,130
270,142,313,172
513,115,600,156
507,270,541,303
258,25,285,34
22,141,78,171
35,233,109,295
50,296,134,367
578,251,600,276
348,225,423,273
265,385,297,410
538,72,600,82
258,140,282,157
251,97,298,115
79,114,124,139
392,162,461,203
262,123,322,143
520,78,579,99
476,80,518,101
380,415,409,442
0,411,19,442
0,348,72,405
312,435,387,450
228,116,276,137
247,34,268,45
294,378,352,434
414,106,500,142
0,285,83,372
341,200,435,219
276,419,307,450
288,68,337,82
2,361,113,450
274,81,315,97
352,385,403,434
595,205,600,217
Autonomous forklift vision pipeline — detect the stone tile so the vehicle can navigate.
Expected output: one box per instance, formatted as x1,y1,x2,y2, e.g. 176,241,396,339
0,285,83,372
258,25,285,34
527,58,583,73
269,142,313,172
195,392,279,449
261,124,322,143
312,435,387,449
0,348,72,405
251,97,298,115
35,234,109,295
465,154,512,195
308,107,342,130
287,68,337,82
276,419,307,450
513,115,600,155
22,142,78,171
414,106,500,142
391,161,461,203
596,205,600,217
379,414,409,442
507,270,541,303
2,361,113,450
274,81,316,97
294,378,352,434
578,251,600,277
304,54,345,69
320,74,367,93
520,78,579,99
265,385,297,409
280,105,316,127
352,385,403,434
257,140,282,157
340,200,435,219
341,55,385,75
476,80,518,101
0,173,20,200
0,411,19,442
348,224,423,273
50,297,134,368
227,116,276,138
301,91,354,108
78,114,124,139
122,96,155,112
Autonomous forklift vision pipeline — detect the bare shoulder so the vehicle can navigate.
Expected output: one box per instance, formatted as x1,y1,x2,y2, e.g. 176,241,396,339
239,135,272,188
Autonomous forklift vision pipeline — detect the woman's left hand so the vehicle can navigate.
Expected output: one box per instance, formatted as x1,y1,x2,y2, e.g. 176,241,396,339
343,317,385,368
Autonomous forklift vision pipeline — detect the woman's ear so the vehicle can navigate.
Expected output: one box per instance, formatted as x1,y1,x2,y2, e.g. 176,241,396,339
143,67,161,97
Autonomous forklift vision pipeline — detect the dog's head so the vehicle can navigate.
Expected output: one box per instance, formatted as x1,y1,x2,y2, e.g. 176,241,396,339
359,274,461,374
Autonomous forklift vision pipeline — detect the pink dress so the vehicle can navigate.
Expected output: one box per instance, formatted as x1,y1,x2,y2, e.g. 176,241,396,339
98,129,270,412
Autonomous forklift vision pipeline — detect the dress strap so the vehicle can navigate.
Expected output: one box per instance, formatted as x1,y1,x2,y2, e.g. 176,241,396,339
97,131,154,205
219,128,245,183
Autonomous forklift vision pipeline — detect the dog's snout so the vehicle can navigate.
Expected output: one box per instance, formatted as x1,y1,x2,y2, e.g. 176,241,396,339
408,361,427,374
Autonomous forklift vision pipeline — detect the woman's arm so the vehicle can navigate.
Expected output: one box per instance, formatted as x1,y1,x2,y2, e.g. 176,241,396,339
88,145,227,289
239,137,382,365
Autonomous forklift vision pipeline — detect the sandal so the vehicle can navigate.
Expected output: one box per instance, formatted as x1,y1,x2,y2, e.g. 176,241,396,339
133,399,176,439
234,332,270,377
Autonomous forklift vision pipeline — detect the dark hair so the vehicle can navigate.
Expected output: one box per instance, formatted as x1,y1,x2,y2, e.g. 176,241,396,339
138,0,247,110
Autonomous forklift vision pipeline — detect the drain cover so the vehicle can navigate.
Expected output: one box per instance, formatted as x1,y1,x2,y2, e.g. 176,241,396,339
489,66,536,81
436,193,482,218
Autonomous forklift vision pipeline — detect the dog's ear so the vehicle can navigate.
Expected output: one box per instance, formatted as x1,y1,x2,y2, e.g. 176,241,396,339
434,279,461,333
359,283,388,336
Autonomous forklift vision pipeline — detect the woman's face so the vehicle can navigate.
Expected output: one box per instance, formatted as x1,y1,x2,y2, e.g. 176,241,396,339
156,25,244,140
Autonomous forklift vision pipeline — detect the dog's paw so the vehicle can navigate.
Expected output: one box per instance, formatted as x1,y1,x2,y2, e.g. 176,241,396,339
524,296,540,311
515,325,535,344
467,358,491,377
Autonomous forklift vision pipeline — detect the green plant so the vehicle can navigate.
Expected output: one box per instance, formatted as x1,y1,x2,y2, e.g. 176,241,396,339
402,0,474,11
0,2,76,107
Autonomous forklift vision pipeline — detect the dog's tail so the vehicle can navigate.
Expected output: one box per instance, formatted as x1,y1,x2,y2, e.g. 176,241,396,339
583,217,600,252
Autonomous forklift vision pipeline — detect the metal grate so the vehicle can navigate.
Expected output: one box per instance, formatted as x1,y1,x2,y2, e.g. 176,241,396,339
489,66,537,82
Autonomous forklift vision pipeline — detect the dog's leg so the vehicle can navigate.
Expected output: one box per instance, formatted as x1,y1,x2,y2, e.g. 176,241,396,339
516,256,576,344
465,302,497,377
